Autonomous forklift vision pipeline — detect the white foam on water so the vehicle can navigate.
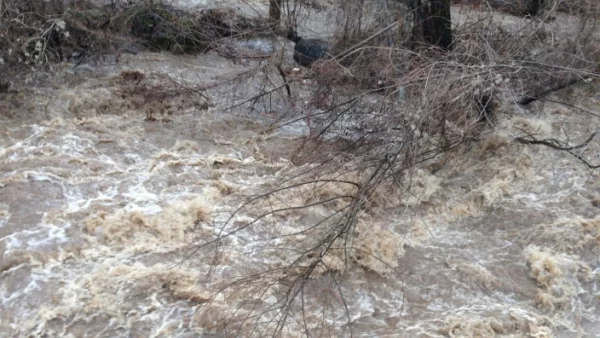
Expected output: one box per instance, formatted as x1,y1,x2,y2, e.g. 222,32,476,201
0,203,10,228
1,42,599,338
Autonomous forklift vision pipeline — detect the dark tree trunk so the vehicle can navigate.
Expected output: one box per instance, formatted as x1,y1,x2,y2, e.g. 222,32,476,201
269,0,283,29
523,0,543,16
405,0,453,50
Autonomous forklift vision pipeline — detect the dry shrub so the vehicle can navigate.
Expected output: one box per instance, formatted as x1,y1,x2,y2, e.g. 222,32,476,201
0,0,273,77
126,5,270,54
465,0,600,18
556,0,600,15
204,4,600,332
333,0,402,47
0,0,121,72
311,47,403,90
294,47,490,165
0,0,67,67
293,0,600,156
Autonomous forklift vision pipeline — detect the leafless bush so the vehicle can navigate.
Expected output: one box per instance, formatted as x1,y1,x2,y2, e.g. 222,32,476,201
0,0,67,67
555,0,600,15
453,0,600,17
0,0,273,80
333,0,404,49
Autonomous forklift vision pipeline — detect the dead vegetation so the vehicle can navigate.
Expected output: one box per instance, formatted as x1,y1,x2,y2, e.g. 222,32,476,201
188,0,600,335
453,0,600,16
0,0,271,76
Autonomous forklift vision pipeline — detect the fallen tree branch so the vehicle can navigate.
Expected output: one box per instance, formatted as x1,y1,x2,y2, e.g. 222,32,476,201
538,98,600,119
518,75,583,105
515,130,600,169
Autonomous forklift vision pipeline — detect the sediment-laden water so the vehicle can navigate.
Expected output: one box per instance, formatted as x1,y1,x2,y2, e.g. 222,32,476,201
1,3,600,338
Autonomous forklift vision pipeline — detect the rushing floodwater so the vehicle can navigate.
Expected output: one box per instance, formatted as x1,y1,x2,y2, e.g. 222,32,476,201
2,3,600,338
1,50,599,338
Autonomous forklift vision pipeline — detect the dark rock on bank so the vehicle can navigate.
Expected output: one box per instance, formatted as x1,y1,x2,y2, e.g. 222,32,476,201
287,30,330,67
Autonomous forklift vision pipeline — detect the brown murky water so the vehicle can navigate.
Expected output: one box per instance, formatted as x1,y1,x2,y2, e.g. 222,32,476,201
1,2,600,338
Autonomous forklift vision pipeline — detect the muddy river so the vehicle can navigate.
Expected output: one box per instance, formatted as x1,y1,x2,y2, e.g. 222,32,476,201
1,2,600,338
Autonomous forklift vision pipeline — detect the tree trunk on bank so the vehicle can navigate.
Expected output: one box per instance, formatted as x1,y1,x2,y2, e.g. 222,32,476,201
524,0,543,16
404,0,453,50
269,0,283,29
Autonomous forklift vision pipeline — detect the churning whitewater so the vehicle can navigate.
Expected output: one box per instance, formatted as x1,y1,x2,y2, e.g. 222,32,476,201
1,2,600,338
